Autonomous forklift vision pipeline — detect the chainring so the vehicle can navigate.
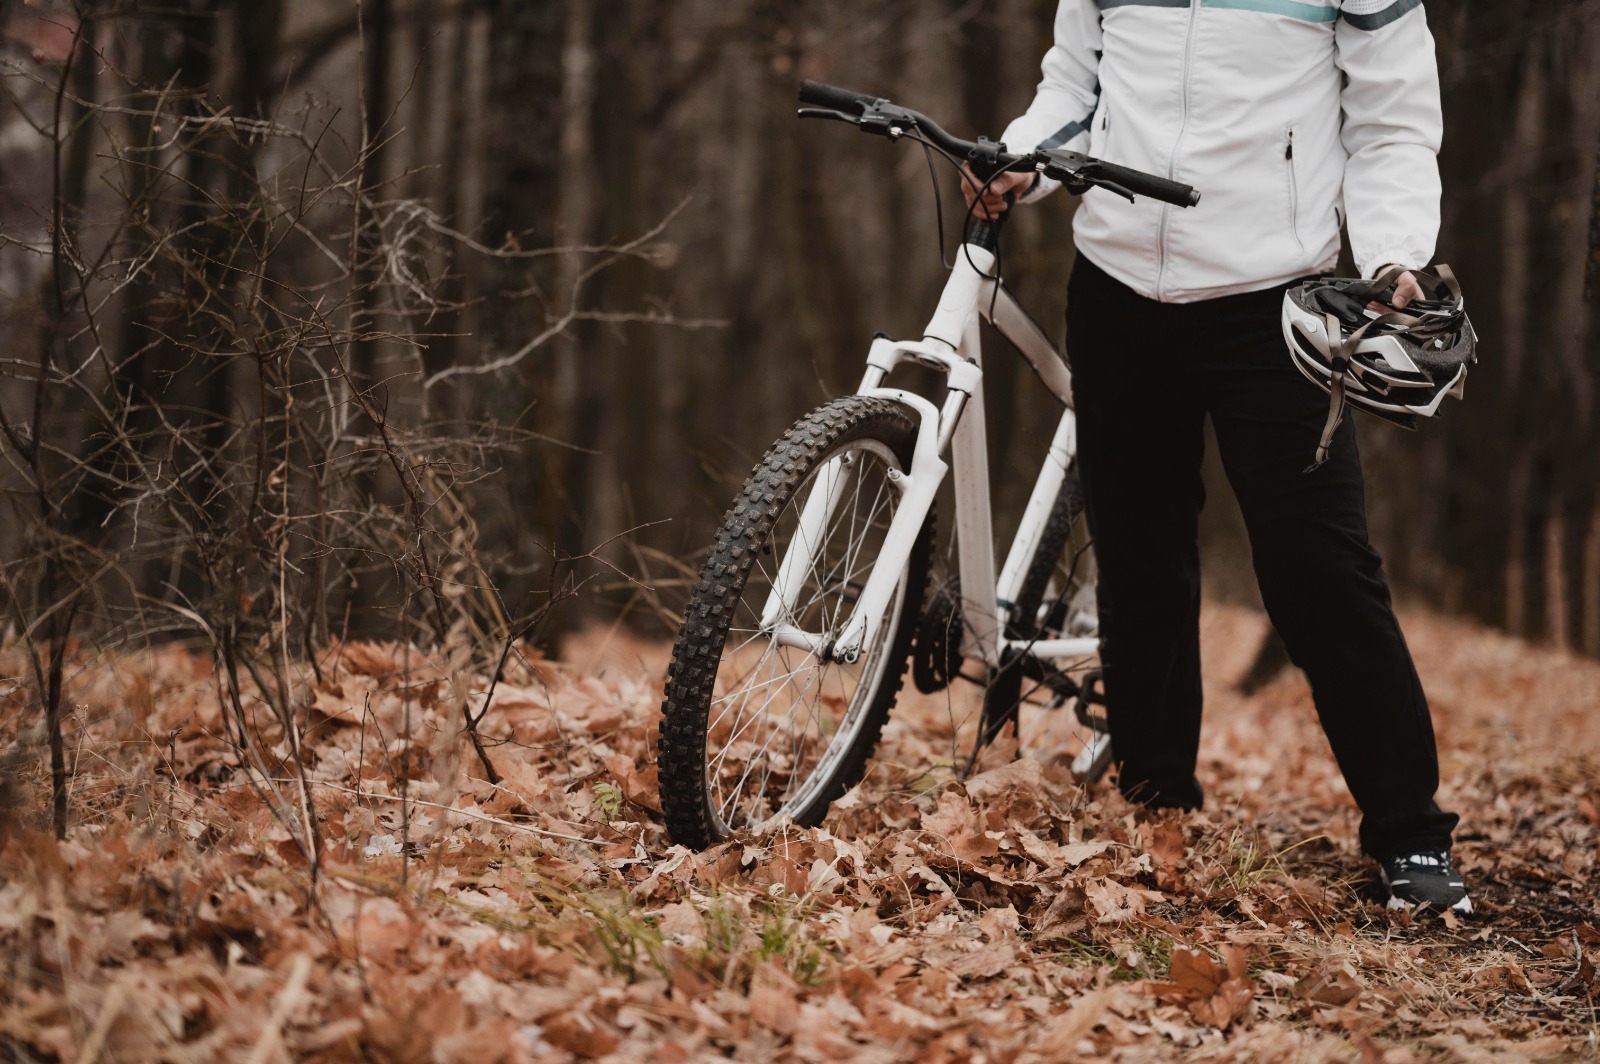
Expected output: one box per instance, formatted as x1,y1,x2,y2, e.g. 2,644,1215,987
912,575,965,694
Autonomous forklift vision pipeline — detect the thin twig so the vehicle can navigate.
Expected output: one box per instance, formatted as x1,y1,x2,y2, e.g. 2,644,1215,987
315,782,605,845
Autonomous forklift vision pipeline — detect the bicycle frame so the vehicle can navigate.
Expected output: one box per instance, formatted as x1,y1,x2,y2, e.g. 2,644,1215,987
760,240,1097,671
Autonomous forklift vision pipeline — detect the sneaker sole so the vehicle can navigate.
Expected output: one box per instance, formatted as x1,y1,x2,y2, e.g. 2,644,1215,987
1386,894,1473,915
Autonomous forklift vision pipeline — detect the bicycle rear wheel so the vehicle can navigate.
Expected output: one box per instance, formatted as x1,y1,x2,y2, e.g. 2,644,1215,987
1013,467,1096,645
659,397,931,849
977,465,1108,777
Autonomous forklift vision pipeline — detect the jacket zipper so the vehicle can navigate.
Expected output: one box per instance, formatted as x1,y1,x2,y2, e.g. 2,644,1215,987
1286,127,1304,254
1156,0,1202,302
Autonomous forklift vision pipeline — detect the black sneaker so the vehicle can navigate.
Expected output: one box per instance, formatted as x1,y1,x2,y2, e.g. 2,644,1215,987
1380,851,1472,914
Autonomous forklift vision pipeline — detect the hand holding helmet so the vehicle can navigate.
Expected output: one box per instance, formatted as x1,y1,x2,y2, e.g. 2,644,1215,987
1282,264,1478,471
1370,267,1425,312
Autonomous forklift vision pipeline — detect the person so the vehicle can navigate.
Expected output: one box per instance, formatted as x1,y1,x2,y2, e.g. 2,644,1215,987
968,0,1470,913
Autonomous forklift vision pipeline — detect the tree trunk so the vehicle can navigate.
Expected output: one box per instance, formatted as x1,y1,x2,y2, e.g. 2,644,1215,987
1499,39,1544,395
1505,456,1530,637
1583,502,1600,658
1545,509,1570,650
351,0,393,387
481,0,566,620
1551,8,1600,424
552,0,601,624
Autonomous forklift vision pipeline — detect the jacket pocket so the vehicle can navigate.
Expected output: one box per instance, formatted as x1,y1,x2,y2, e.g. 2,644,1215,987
1089,101,1111,158
1285,126,1304,253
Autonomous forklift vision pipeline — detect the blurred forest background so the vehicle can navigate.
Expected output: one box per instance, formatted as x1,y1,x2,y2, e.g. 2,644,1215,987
2,0,1599,672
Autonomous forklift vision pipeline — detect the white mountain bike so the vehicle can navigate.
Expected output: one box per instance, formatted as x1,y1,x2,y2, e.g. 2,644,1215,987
658,82,1201,849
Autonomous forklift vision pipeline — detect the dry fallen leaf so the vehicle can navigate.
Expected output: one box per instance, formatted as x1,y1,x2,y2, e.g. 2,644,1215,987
2,605,1596,1062
1297,961,1363,1008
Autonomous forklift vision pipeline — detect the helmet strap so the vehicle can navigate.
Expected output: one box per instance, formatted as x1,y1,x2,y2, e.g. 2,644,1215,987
1293,264,1470,473
1305,313,1352,472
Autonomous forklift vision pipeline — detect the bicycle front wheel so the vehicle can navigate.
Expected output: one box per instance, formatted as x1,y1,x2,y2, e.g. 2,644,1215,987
659,397,931,849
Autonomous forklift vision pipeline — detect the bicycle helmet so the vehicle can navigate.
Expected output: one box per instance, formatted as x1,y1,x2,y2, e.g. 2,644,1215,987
1281,264,1477,469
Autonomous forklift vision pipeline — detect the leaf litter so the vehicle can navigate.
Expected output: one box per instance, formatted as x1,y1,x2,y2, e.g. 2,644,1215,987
1,606,1597,1061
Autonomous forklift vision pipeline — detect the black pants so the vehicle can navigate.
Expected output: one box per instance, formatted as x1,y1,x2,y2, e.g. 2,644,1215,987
1065,255,1458,859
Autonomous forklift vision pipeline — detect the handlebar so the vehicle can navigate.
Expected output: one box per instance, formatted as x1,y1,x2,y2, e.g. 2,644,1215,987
1044,152,1202,209
796,80,1201,210
798,80,881,116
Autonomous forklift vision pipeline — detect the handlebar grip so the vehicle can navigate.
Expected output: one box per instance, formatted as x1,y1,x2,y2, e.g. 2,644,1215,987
1089,160,1201,207
798,80,880,116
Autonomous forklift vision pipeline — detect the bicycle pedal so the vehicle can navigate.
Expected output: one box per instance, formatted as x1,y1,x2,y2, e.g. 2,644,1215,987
1020,655,1083,701
1074,669,1109,733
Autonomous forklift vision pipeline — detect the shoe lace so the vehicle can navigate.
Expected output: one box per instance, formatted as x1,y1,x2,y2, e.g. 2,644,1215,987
1394,851,1453,873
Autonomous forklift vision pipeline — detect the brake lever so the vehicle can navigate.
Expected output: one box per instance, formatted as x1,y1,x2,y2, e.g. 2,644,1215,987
1053,170,1135,203
1038,152,1122,202
1093,179,1136,203
858,101,921,138
797,107,861,126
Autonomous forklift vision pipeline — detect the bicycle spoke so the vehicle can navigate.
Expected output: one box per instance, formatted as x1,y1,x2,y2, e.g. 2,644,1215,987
824,465,869,630
739,659,832,816
827,482,894,633
721,658,827,825
707,657,818,742
712,645,815,798
710,645,799,763
824,476,890,634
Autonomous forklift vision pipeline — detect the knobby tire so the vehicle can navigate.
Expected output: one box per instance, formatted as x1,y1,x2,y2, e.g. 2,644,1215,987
659,397,931,850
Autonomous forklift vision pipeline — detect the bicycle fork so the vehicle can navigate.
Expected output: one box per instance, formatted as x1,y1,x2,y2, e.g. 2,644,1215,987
759,248,993,663
759,385,952,662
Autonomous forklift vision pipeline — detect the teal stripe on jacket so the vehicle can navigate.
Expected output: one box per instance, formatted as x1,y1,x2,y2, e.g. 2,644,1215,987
1206,0,1337,22
1098,0,1341,24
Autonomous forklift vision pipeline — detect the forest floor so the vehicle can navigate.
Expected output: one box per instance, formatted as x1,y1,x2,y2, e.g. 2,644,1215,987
1,604,1598,1062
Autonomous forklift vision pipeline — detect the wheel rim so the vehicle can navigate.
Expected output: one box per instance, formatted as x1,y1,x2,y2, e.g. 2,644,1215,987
704,438,908,835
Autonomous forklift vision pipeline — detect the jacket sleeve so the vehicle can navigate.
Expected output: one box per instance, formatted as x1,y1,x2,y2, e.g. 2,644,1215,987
1334,0,1444,278
1001,0,1103,204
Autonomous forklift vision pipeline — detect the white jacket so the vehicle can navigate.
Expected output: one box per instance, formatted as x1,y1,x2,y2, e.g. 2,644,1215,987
1003,0,1443,303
